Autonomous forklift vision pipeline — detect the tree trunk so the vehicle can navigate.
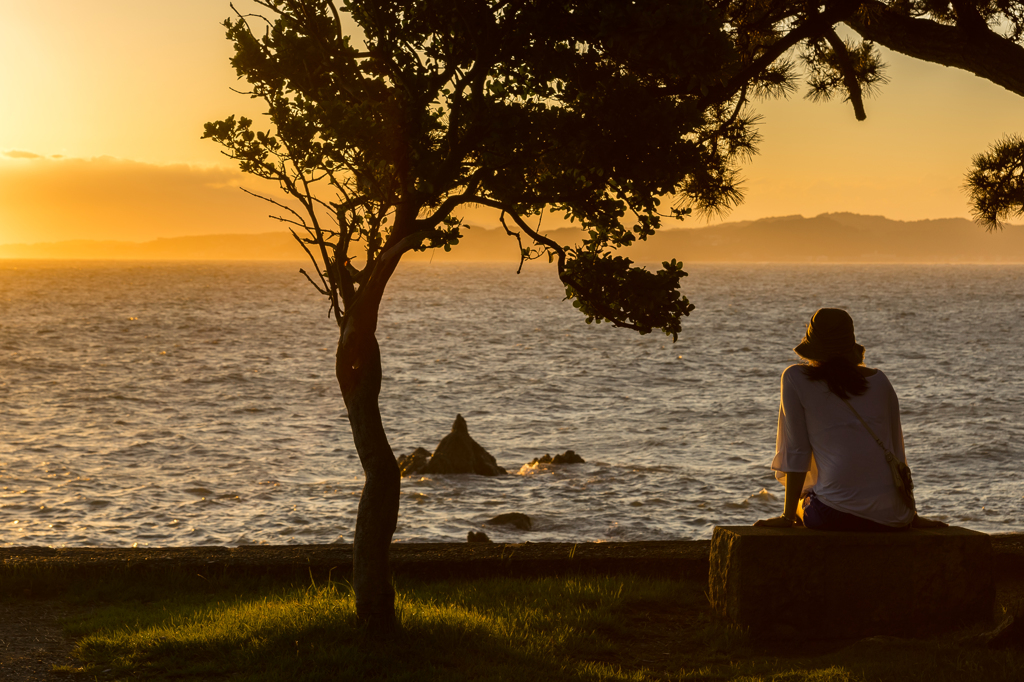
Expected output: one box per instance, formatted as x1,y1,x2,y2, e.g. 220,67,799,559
337,332,400,633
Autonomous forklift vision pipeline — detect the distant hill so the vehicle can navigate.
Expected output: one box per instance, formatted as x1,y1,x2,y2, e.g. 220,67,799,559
2,213,1023,263
624,213,1024,263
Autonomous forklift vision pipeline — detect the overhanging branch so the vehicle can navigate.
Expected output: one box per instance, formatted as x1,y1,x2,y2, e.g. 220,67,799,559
696,0,863,107
823,29,867,120
846,1,1024,97
470,197,651,334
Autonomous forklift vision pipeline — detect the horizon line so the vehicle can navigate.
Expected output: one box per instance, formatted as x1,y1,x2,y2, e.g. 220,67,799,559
2,211,1017,249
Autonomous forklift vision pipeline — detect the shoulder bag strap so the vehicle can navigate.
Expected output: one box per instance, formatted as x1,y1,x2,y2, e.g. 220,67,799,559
840,395,917,515
839,397,900,467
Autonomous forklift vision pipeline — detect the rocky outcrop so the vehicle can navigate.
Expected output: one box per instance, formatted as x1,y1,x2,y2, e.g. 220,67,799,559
416,415,506,476
527,450,586,467
467,531,491,543
485,513,532,531
397,447,431,477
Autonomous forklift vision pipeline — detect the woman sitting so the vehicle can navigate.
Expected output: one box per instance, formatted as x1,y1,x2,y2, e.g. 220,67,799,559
755,308,946,531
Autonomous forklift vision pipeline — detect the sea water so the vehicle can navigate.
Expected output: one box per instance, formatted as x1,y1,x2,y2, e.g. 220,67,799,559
1,261,1021,547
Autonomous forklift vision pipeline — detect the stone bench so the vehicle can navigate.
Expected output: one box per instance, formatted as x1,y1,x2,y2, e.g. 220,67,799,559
709,526,994,639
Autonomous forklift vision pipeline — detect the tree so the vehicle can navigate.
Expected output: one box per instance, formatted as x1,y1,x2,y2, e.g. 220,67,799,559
843,1,1024,99
710,0,1024,226
839,1,1024,226
205,0,779,632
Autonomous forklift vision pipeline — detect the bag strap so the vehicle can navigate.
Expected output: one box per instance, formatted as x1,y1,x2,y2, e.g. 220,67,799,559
839,395,916,515
838,397,901,468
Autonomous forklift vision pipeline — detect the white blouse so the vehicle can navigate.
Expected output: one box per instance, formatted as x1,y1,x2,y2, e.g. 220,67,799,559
772,364,915,527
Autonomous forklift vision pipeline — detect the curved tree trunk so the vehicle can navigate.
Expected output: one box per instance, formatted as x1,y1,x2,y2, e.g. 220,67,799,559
336,332,400,633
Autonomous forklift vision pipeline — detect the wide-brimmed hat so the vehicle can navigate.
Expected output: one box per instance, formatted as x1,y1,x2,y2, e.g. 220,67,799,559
793,308,865,362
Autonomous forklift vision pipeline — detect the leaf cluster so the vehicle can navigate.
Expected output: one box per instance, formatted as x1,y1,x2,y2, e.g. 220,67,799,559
803,35,887,106
966,134,1024,229
206,0,771,339
564,256,695,340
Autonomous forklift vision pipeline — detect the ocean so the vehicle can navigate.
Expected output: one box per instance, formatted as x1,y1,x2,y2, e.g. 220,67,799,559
1,261,1021,547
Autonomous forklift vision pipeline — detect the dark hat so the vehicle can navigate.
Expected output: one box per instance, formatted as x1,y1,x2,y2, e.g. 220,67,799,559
793,308,865,362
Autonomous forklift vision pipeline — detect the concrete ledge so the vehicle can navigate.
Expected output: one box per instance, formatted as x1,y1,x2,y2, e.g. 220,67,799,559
709,526,995,639
2,534,1019,588
0,540,711,582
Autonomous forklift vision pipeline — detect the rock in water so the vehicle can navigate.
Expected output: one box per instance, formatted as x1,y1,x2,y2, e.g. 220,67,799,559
397,447,432,477
553,450,585,465
467,531,491,543
527,450,586,467
484,512,532,531
421,414,507,476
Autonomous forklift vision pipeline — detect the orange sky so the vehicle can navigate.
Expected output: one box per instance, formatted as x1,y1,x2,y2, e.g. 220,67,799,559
2,1,1023,246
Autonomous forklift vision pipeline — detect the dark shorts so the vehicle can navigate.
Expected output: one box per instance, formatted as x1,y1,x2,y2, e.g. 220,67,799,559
802,494,908,532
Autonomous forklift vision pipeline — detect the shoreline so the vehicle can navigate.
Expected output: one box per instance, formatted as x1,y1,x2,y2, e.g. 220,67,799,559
4,533,1022,582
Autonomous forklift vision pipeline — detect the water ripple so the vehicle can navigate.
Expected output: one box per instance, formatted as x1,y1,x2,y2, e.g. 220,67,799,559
1,261,1021,546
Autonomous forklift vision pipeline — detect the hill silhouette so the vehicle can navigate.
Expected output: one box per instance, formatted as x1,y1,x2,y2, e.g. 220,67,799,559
2,213,1023,263
623,213,1024,263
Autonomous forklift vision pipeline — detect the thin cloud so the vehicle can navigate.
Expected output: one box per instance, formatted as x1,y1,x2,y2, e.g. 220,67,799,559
2,150,43,159
0,155,290,244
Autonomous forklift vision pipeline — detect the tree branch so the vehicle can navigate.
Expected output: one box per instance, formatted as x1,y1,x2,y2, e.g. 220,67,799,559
845,1,1024,98
470,197,654,334
696,0,863,107
498,213,530,274
823,29,867,121
239,187,308,226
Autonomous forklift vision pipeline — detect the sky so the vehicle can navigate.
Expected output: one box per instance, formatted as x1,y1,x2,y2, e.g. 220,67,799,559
2,1,1023,246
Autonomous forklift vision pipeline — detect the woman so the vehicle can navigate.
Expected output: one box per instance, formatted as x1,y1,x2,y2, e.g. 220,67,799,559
755,308,946,530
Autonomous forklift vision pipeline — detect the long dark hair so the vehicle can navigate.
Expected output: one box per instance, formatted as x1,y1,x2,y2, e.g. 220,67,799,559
803,355,868,399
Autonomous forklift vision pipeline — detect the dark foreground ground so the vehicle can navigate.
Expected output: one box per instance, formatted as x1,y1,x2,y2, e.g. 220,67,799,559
2,535,1022,681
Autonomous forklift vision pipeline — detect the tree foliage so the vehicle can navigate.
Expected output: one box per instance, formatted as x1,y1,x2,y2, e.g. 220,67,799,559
205,0,771,340
967,134,1024,227
839,0,1024,227
204,0,813,629
710,0,1024,228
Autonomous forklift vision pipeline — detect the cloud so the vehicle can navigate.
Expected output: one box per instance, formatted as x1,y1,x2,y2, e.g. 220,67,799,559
0,154,291,244
3,150,43,159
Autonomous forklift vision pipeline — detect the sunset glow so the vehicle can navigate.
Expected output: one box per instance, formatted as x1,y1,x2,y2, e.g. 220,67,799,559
2,5,1021,666
2,1,1024,248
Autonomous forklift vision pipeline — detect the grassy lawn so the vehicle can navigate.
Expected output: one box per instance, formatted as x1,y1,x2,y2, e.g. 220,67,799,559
4,567,1022,681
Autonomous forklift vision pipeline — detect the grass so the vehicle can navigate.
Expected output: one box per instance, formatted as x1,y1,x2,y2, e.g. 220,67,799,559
4,566,1022,681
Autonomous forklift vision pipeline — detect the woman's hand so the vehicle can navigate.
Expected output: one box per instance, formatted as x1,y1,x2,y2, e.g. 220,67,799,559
754,515,797,528
911,514,948,529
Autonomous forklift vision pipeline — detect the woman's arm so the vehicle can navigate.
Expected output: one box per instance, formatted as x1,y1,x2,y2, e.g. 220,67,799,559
759,368,813,528
754,471,806,528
